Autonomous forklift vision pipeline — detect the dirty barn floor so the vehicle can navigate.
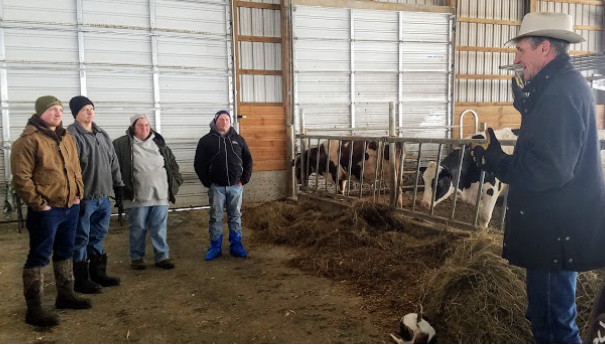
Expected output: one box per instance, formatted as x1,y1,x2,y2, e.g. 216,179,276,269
0,207,384,344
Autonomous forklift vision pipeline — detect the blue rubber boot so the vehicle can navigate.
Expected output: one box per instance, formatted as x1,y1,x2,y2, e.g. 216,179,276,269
229,232,248,258
205,234,223,261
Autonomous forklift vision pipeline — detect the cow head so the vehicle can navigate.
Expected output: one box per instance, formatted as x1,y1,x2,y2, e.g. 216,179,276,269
294,148,315,184
390,311,437,344
295,146,334,185
420,161,454,209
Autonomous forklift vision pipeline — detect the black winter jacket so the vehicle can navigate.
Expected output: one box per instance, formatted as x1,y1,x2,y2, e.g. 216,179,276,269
194,122,253,188
495,54,605,271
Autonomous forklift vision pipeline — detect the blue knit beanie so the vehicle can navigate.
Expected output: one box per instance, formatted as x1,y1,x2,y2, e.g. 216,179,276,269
214,110,231,123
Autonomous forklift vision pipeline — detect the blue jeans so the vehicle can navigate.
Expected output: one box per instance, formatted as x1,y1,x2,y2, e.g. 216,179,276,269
526,270,581,344
73,198,111,262
208,184,243,241
24,204,80,268
127,205,169,263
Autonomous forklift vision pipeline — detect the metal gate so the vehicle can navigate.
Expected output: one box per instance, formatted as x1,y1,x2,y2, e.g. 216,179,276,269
294,104,508,232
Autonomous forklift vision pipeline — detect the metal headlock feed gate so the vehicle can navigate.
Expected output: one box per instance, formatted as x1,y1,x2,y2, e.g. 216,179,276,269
295,102,512,232
296,102,605,232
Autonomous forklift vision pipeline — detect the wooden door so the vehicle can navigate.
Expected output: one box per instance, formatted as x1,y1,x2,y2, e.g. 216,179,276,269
238,103,287,171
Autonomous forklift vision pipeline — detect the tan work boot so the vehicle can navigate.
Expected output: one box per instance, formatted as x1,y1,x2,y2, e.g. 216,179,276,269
53,259,92,310
23,267,59,327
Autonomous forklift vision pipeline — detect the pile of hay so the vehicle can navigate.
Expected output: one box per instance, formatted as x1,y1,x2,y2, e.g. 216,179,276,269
577,270,604,335
245,200,603,343
421,234,604,343
246,201,463,282
421,233,532,343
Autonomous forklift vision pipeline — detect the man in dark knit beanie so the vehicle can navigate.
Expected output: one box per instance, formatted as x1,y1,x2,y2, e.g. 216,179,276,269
67,95,124,294
69,96,94,119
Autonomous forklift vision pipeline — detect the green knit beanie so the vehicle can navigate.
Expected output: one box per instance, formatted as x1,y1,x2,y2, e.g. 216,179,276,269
35,95,63,116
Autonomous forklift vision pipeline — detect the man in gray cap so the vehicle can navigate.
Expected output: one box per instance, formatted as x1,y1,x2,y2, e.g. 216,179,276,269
471,12,605,343
67,96,124,294
11,95,91,327
113,114,182,270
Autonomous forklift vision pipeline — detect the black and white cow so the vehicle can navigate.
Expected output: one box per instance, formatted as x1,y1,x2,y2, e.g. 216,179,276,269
390,311,437,344
295,140,372,191
419,128,518,228
294,140,404,204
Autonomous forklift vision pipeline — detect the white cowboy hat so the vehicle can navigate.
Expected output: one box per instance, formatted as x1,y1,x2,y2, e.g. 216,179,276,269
505,12,585,46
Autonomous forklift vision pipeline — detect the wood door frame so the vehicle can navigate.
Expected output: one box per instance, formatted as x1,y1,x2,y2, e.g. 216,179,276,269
233,0,290,180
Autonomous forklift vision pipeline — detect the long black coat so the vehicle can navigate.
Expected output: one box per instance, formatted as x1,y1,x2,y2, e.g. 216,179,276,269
495,54,605,272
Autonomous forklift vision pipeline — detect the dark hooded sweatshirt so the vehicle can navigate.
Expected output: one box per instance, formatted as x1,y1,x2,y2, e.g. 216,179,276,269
194,120,253,188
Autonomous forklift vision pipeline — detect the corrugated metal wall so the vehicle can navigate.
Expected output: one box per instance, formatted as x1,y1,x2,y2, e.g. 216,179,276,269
1,0,82,199
455,1,521,103
537,1,603,54
379,0,445,5
292,4,453,138
293,5,351,133
0,0,233,207
455,0,603,103
127,1,451,136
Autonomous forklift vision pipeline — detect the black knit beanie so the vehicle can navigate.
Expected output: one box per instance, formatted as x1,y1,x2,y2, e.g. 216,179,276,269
69,96,94,118
214,110,231,123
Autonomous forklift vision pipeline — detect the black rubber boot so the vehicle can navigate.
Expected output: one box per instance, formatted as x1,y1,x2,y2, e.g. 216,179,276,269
89,254,121,287
23,267,59,327
53,259,92,310
73,260,102,294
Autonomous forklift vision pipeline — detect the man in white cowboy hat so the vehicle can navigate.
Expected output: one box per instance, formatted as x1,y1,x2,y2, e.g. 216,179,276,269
471,12,605,343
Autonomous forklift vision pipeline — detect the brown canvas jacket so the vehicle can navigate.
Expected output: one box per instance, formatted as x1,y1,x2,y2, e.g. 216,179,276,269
10,116,84,211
